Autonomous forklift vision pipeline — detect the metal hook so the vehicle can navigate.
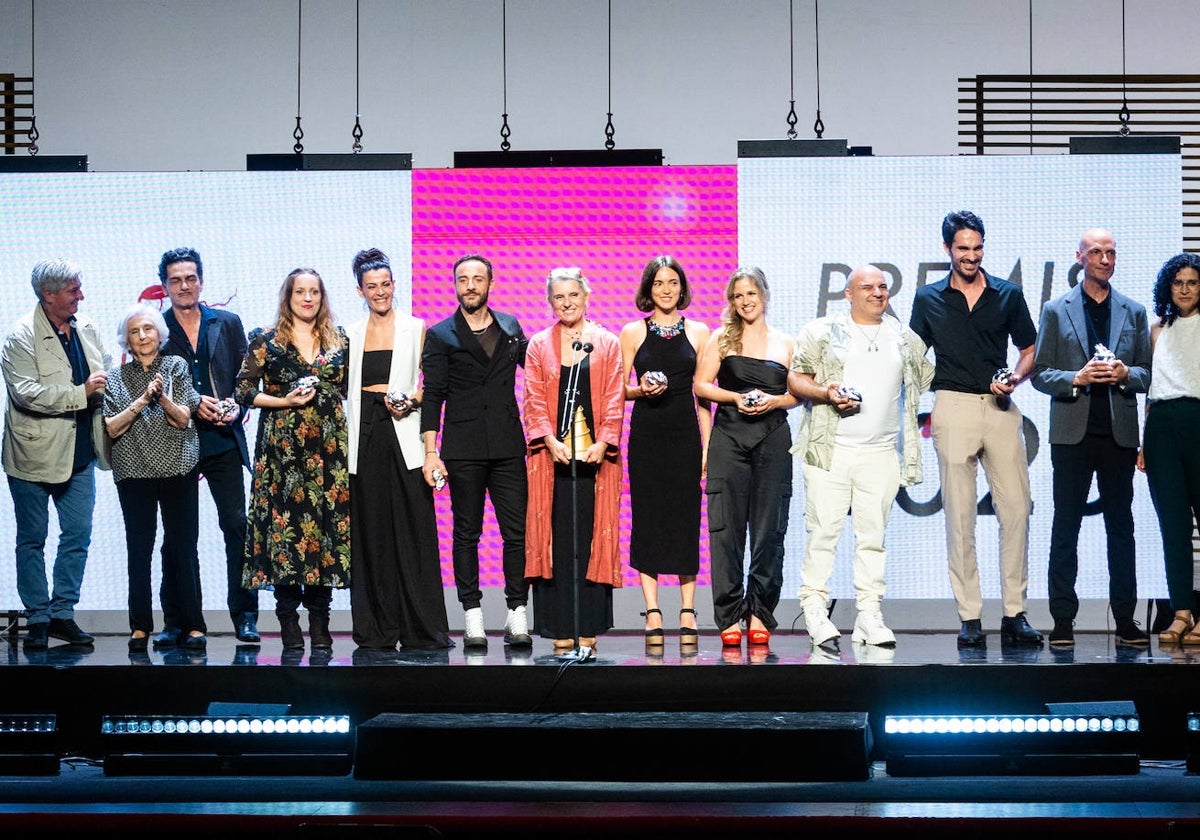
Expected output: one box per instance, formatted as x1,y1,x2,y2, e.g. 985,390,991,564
604,112,615,151
813,110,825,139
500,113,511,152
786,100,798,140
351,115,363,153
293,117,304,154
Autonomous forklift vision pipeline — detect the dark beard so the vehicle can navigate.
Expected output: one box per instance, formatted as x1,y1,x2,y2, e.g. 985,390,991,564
458,292,489,314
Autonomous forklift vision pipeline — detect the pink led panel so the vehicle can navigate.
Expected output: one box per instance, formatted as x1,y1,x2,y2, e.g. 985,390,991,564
411,165,738,588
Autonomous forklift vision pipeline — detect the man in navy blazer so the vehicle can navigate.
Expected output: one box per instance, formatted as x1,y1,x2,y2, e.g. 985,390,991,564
421,254,530,650
158,247,258,646
1032,229,1152,649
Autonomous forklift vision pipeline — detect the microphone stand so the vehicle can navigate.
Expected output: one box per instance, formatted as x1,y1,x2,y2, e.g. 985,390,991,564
556,338,595,664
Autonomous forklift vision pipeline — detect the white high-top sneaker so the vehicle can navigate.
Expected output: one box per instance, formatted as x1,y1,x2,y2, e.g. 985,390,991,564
851,607,896,647
803,601,840,646
463,607,488,650
503,605,532,647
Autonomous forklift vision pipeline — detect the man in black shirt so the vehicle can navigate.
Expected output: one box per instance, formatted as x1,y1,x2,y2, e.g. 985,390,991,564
909,211,1043,649
158,247,258,646
1031,229,1151,649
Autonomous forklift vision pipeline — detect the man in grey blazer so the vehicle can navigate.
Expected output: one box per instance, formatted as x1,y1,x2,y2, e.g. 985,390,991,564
2,258,111,651
1032,228,1152,649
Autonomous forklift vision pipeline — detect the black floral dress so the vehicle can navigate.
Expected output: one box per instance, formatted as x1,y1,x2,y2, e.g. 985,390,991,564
235,326,351,590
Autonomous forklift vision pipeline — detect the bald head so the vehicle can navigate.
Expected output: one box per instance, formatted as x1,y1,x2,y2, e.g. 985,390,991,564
844,264,890,324
1077,229,1117,291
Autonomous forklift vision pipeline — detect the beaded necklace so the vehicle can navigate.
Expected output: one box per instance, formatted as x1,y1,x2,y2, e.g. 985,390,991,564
647,316,685,339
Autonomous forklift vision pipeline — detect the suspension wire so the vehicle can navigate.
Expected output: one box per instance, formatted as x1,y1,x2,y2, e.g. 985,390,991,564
28,0,39,155
500,0,511,150
1118,0,1131,134
352,0,363,152
1027,0,1033,154
785,0,797,139
604,0,615,150
293,0,305,153
812,0,824,138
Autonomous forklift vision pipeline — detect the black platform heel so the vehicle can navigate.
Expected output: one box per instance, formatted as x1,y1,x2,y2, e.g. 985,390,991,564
679,608,699,645
642,608,665,646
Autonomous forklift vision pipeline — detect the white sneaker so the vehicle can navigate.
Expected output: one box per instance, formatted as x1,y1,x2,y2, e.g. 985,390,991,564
851,608,896,647
463,607,487,650
803,605,840,646
503,605,532,647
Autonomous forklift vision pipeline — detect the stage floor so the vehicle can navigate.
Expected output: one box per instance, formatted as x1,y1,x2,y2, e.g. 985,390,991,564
2,625,1188,668
2,626,1199,837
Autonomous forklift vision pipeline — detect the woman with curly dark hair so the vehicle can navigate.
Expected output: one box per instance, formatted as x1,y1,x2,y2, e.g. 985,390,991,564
1139,252,1200,646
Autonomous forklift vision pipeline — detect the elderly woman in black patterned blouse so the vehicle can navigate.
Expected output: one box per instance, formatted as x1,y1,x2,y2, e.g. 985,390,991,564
104,303,203,652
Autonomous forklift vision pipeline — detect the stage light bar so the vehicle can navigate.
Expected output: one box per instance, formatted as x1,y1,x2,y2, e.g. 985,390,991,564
884,713,1141,776
100,714,353,776
0,714,59,775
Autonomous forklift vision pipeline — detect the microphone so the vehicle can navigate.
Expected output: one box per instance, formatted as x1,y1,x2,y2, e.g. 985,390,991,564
581,342,593,354
572,339,583,351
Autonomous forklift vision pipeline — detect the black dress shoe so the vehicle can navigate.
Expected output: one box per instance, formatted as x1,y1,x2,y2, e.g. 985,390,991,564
23,623,49,651
128,633,149,652
47,618,93,645
1115,619,1150,648
957,619,986,648
153,628,182,648
183,632,208,650
1048,619,1074,648
235,617,261,644
1000,612,1044,646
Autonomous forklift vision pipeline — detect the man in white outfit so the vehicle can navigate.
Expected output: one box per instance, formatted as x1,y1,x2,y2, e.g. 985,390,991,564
787,264,934,648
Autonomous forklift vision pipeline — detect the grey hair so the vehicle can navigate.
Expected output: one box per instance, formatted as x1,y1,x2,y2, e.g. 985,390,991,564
115,303,170,352
546,266,591,299
30,258,83,300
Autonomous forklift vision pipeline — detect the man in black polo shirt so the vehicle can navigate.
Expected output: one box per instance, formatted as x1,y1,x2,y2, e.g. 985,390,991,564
909,210,1043,649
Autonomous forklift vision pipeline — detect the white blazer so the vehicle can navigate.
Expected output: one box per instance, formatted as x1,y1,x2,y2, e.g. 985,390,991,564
345,312,426,474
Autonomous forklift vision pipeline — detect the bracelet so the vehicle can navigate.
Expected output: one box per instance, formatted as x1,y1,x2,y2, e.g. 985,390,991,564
425,450,437,456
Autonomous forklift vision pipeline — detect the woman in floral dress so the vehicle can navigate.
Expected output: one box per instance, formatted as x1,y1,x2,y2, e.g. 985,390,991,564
235,267,350,652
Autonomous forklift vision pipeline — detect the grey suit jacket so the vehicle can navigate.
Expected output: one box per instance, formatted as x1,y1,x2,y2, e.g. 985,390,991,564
1031,283,1151,448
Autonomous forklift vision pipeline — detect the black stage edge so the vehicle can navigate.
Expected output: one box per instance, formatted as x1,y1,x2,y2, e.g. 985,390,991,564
4,645,1196,762
245,153,412,171
453,149,663,167
355,711,871,782
0,154,87,172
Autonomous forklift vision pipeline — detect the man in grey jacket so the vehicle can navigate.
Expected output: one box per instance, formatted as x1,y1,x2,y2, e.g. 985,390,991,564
1031,228,1152,649
2,258,111,651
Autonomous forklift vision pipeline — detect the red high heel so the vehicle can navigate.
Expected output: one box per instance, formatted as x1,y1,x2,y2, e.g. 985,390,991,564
720,627,743,647
748,627,771,645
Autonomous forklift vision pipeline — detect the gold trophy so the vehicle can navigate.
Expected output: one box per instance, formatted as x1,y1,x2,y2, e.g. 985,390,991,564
565,404,594,459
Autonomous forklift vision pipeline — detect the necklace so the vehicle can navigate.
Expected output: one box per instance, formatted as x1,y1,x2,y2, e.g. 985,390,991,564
851,320,883,352
647,316,684,339
468,316,494,336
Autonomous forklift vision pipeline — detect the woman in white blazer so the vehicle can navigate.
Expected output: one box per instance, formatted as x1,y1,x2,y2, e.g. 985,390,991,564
346,248,451,651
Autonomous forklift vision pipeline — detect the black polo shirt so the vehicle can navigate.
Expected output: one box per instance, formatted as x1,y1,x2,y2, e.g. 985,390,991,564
909,271,1037,394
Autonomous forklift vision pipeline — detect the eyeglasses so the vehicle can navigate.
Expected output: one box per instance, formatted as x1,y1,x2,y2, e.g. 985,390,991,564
1171,279,1200,290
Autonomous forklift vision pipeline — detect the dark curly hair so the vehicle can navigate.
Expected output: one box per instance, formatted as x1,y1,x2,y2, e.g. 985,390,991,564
1152,252,1200,327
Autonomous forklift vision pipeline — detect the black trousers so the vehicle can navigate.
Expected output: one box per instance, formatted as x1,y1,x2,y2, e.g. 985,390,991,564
447,455,529,611
1047,435,1138,623
705,422,792,632
116,470,204,635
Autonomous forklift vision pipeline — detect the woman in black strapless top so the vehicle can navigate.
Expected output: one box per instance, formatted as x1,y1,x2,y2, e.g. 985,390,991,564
693,266,801,649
